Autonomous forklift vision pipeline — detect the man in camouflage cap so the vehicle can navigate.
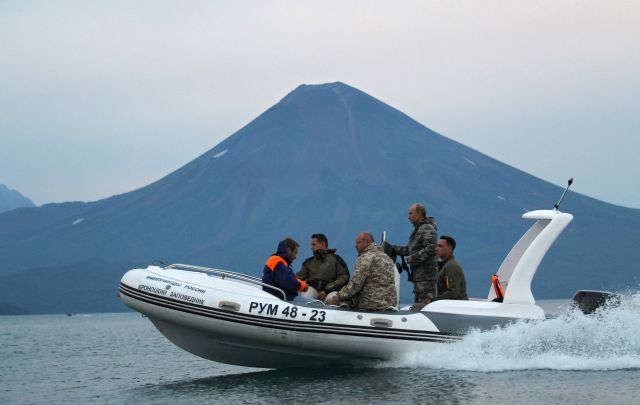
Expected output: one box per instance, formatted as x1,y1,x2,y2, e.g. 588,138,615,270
328,232,397,310
392,203,438,304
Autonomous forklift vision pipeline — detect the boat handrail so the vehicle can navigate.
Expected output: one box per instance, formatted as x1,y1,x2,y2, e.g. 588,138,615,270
164,263,287,300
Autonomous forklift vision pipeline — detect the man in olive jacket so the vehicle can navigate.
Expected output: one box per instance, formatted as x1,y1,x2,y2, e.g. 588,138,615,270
392,203,438,303
297,233,349,298
432,235,468,301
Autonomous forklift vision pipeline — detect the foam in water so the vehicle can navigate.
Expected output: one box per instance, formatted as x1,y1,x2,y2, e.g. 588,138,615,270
389,295,640,372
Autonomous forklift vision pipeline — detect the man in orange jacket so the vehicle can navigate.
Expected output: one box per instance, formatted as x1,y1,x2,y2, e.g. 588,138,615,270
262,238,309,301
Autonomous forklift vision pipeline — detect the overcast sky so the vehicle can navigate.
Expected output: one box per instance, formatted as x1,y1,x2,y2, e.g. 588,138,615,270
1,1,639,208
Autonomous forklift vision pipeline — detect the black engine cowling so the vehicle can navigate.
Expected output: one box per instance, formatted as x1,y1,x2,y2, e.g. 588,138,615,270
572,290,621,314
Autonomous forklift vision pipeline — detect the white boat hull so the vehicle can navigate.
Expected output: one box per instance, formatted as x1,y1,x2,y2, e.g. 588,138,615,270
119,265,539,368
117,207,592,369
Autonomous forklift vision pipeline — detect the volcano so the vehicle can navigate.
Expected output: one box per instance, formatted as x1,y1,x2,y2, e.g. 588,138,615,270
1,82,638,314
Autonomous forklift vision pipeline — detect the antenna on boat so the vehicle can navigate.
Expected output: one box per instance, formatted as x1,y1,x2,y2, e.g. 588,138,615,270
554,178,574,210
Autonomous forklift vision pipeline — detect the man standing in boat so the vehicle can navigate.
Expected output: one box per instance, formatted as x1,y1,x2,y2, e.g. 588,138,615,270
296,233,350,301
391,203,438,305
328,232,397,310
262,238,309,301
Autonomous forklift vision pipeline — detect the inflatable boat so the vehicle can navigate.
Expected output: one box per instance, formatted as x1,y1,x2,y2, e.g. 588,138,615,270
118,189,615,368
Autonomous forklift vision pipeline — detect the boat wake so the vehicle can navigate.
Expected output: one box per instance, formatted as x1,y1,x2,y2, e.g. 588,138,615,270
388,294,640,372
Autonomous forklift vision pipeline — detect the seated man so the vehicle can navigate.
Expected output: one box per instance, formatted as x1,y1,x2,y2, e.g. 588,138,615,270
411,235,467,310
262,238,309,301
328,232,397,310
296,233,350,301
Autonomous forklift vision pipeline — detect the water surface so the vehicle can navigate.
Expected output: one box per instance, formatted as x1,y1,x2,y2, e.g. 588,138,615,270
2,298,640,404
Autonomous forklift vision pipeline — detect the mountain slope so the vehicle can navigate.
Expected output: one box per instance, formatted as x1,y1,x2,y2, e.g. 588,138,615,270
1,82,638,313
0,184,35,214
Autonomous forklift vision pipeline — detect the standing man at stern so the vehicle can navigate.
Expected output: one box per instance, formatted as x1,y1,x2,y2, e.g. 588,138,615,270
392,203,438,304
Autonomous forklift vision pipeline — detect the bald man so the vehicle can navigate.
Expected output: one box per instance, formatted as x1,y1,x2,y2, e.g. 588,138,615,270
329,232,397,310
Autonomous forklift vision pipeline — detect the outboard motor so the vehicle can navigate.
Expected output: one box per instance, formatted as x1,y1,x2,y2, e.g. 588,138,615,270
572,290,621,314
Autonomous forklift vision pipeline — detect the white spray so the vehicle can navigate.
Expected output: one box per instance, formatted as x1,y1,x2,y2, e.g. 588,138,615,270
390,295,640,372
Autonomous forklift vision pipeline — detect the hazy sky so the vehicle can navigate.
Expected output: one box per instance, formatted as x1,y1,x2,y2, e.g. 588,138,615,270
1,1,639,208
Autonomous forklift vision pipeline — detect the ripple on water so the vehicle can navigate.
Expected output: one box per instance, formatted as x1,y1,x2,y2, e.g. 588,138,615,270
2,300,640,403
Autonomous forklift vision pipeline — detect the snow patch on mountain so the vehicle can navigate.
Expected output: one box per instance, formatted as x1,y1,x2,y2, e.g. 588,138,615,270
213,149,229,158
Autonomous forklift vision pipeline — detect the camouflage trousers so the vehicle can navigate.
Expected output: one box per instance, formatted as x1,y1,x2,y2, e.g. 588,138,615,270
413,266,438,302
413,280,437,303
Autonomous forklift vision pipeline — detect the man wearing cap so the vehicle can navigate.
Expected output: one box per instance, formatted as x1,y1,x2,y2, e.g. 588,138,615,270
262,238,309,301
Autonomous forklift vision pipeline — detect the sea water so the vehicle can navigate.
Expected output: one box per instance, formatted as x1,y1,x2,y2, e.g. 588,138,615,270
1,298,640,404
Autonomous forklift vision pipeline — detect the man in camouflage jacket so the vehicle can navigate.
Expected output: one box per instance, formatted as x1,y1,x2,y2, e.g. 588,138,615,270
393,203,438,303
329,232,397,310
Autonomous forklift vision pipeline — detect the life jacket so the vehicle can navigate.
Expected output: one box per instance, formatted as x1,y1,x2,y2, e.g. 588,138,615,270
491,274,505,302
264,255,308,292
265,255,287,271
